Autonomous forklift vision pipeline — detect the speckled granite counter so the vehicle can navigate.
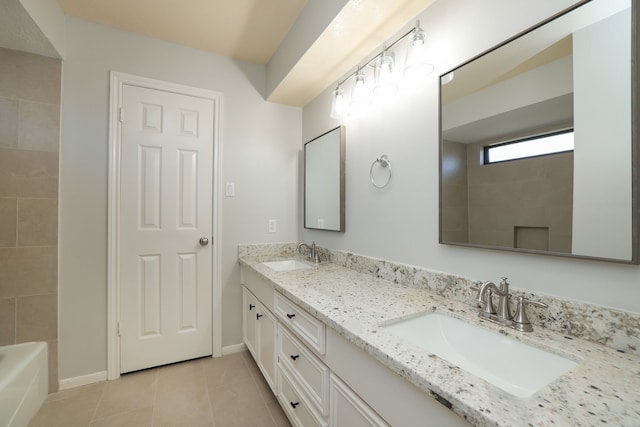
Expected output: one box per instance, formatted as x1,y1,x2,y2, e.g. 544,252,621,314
239,253,640,427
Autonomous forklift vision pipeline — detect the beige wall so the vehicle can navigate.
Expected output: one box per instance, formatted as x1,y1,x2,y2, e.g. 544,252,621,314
466,143,573,252
0,47,60,392
441,140,469,243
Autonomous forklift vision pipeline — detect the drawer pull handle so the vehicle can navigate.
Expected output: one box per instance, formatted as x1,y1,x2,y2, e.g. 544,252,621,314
290,354,300,361
290,401,300,409
256,313,263,320
249,304,255,310
286,313,296,319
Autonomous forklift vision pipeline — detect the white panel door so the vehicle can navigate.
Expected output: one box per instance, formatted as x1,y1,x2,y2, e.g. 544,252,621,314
119,84,214,373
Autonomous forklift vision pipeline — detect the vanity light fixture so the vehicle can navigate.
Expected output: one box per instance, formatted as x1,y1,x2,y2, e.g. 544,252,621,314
329,20,434,119
330,85,349,119
404,21,434,77
374,47,399,97
350,67,372,114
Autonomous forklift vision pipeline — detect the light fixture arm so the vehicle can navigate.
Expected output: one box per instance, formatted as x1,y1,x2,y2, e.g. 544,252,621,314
335,24,420,87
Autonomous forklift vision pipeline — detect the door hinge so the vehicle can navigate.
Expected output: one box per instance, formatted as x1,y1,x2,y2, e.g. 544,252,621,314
117,322,121,337
118,107,124,123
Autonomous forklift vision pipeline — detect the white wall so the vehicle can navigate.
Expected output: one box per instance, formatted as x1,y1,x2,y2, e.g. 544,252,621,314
18,0,65,57
59,17,300,380
301,0,640,314
572,8,632,260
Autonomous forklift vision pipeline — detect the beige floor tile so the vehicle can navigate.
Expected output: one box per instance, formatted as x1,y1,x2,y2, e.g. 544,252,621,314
90,407,154,427
154,359,213,426
93,368,158,419
202,352,253,388
29,351,291,427
266,399,292,427
29,387,102,427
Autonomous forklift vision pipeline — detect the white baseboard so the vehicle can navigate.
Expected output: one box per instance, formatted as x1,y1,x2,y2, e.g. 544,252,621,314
222,343,247,355
59,346,245,390
59,371,108,391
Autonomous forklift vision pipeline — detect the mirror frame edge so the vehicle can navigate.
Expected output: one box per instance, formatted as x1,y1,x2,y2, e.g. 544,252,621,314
303,125,346,232
438,0,640,264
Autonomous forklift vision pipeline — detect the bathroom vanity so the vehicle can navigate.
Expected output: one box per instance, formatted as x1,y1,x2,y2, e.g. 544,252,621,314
239,245,640,426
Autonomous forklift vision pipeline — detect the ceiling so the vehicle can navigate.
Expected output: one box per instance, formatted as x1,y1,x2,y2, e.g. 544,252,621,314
0,0,434,106
56,0,435,106
57,0,307,65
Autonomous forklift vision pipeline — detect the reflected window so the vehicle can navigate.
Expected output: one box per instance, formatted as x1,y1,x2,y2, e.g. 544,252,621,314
484,130,574,164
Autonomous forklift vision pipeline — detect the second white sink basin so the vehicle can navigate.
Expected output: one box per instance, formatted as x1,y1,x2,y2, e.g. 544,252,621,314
381,312,577,397
262,260,313,272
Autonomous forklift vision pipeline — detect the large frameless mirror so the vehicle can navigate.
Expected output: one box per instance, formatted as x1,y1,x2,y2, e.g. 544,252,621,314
304,126,345,232
439,0,638,263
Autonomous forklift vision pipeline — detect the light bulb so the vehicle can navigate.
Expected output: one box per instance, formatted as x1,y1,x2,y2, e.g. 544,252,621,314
374,51,399,97
350,69,371,114
330,86,349,119
404,21,434,77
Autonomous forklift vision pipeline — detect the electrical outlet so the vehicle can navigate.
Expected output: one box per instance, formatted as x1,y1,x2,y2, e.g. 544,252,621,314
268,219,277,233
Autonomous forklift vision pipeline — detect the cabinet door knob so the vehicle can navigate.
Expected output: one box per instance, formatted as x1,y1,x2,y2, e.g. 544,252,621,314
290,354,300,361
290,401,300,409
249,304,255,310
256,313,263,320
286,313,296,319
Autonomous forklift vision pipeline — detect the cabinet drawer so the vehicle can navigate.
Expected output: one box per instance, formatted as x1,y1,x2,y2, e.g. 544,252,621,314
278,325,330,416
274,292,326,354
277,365,328,427
241,267,275,312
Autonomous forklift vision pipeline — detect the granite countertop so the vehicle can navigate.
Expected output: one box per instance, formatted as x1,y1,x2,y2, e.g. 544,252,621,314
239,255,640,427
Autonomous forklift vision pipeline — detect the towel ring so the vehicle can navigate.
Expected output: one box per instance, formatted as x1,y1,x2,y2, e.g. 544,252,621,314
370,155,392,189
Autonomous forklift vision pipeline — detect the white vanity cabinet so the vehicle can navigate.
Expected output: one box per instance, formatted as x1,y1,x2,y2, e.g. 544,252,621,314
240,265,469,427
242,286,277,391
329,374,388,427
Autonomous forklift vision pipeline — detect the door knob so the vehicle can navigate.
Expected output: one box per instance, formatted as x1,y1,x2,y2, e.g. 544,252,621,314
199,237,209,246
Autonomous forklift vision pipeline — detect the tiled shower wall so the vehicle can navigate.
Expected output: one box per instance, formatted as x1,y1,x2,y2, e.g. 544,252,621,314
0,47,61,392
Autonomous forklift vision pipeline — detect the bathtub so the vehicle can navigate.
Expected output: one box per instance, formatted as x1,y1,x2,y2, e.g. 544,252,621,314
0,342,48,427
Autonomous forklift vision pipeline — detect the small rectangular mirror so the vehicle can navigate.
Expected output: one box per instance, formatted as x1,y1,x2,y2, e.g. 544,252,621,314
304,126,345,232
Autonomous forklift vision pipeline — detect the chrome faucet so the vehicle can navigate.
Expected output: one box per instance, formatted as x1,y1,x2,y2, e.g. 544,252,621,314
475,277,547,332
297,241,319,263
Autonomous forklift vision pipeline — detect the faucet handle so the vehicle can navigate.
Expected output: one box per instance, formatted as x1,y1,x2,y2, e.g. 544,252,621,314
513,296,548,332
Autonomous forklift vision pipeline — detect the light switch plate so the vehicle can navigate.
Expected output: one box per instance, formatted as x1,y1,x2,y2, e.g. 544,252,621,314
225,182,235,197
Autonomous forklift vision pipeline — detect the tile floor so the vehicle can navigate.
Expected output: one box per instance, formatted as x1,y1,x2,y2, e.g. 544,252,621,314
29,351,291,427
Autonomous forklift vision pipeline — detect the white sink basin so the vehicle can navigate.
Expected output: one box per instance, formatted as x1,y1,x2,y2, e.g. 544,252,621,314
262,260,313,272
381,312,577,397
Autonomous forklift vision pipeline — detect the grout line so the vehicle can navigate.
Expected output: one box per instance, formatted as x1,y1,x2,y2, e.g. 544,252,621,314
89,378,108,423
201,358,216,425
150,368,159,426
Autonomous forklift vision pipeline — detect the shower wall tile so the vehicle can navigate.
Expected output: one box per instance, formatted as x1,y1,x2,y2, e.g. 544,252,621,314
0,97,19,148
16,293,57,342
0,297,16,345
18,101,61,152
0,46,61,393
0,198,17,247
0,247,57,298
17,198,58,246
0,48,61,104
0,148,59,198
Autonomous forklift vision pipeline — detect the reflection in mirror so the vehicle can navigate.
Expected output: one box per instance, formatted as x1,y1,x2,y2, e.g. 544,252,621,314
304,126,345,232
439,0,638,263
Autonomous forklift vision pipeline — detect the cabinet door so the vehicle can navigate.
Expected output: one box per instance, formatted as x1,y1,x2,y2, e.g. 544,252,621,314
256,305,277,391
329,374,388,427
242,286,258,358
